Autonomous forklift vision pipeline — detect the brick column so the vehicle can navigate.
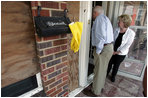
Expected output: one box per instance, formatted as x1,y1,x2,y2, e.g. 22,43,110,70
31,1,69,97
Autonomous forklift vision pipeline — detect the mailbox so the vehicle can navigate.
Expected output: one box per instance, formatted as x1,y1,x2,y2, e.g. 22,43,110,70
34,6,71,37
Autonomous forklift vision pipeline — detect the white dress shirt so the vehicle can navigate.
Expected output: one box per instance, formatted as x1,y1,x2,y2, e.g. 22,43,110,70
113,27,135,55
91,14,114,54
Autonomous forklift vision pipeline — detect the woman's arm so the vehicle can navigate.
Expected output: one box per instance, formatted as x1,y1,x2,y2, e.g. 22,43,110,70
117,31,135,54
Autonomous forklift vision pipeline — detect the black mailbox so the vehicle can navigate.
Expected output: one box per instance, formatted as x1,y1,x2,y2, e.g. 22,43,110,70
34,6,71,37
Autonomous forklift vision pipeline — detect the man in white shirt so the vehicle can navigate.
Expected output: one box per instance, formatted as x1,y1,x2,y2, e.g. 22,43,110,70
83,6,114,96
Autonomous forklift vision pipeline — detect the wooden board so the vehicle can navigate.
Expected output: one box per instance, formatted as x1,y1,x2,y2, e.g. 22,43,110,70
67,1,80,92
1,1,39,88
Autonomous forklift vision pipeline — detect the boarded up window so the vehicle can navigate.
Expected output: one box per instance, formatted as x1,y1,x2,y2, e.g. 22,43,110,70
1,1,39,88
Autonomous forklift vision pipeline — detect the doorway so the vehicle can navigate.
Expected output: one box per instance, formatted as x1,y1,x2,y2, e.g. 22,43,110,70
88,1,147,81
88,1,106,77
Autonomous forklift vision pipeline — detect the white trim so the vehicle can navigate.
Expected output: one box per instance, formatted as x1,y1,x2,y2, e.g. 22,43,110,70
112,1,120,28
79,1,92,87
130,26,147,30
108,1,114,21
19,73,43,97
118,1,124,16
102,1,108,15
117,69,145,81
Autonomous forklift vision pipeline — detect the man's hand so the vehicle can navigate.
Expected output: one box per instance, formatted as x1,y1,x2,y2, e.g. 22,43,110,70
113,51,120,55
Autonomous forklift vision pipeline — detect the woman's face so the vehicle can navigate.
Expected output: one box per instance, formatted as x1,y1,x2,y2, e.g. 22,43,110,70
118,19,125,28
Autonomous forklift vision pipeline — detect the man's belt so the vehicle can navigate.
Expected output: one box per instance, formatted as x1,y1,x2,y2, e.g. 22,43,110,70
93,42,113,48
104,42,113,46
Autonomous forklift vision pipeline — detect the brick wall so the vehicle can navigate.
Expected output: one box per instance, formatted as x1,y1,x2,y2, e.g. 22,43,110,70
31,1,69,97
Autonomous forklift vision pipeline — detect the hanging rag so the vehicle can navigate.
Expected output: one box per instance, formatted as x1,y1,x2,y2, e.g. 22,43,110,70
69,22,83,53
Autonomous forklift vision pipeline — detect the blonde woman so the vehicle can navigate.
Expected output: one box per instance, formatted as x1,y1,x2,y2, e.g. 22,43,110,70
107,14,135,82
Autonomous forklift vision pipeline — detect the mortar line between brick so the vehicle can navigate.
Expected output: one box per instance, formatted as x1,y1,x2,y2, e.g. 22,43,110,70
56,74,69,82
44,76,56,89
44,68,61,82
32,7,63,11
40,56,67,68
43,55,67,71
49,10,52,17
37,43,67,52
49,86,63,97
38,1,41,6
59,2,61,9
37,50,67,61
43,60,68,76
36,37,68,44
48,78,62,91
56,80,68,89
42,59,67,72
54,1,67,3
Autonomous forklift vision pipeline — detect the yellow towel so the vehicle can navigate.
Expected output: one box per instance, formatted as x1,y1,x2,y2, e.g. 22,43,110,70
69,22,83,53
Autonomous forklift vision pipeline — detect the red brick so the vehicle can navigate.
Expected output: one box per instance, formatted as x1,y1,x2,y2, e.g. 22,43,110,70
45,47,61,55
35,34,42,42
57,80,68,88
63,92,68,97
63,76,68,81
61,3,67,9
49,79,62,88
56,72,68,80
62,56,67,62
40,64,46,70
61,45,67,50
40,10,50,16
45,86,48,92
32,10,37,16
42,67,54,75
31,1,38,7
46,87,56,95
44,78,55,86
43,35,60,41
32,10,50,17
56,62,67,70
50,88,62,97
42,76,47,81
41,1,59,9
61,34,67,38
53,39,67,46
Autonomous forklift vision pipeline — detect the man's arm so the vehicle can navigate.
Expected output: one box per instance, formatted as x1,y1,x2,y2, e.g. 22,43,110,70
94,16,106,54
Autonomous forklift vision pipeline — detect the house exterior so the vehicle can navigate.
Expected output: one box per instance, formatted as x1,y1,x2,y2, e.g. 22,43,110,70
1,1,147,97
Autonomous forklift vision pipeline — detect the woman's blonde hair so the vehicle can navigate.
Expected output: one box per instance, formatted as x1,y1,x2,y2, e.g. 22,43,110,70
118,14,132,28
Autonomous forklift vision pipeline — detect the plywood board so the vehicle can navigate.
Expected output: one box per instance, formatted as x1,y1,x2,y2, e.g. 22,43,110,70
67,1,80,92
1,1,39,88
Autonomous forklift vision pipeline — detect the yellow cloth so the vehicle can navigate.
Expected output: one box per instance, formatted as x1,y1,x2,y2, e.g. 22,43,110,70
69,22,83,53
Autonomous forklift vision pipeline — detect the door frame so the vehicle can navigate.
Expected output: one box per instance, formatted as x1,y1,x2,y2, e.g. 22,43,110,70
78,1,109,88
78,1,92,87
68,2,92,96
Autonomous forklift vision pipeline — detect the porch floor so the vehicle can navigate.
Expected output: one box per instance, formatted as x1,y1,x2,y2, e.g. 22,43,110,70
76,75,144,97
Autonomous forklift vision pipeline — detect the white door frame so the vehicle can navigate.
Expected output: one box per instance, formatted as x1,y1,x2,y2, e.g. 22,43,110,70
78,1,110,87
78,1,92,87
